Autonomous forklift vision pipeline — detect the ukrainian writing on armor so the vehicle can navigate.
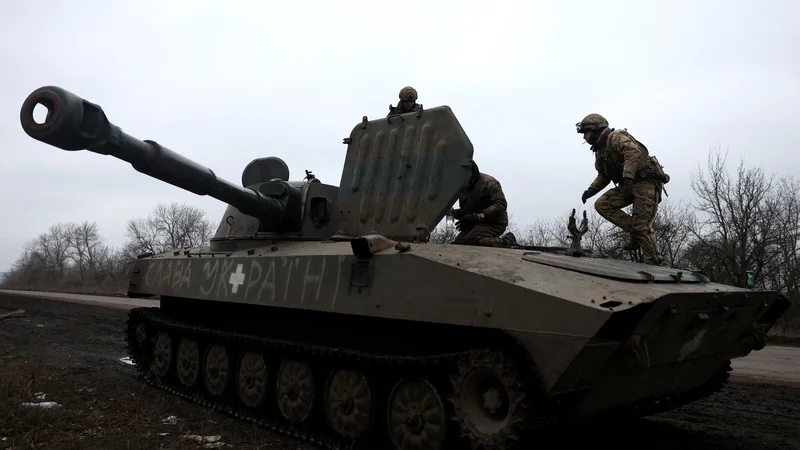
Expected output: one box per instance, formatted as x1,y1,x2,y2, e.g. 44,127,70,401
142,256,345,307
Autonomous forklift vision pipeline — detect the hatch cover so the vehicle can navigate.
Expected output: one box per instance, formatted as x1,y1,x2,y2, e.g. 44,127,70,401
521,252,708,283
333,106,473,241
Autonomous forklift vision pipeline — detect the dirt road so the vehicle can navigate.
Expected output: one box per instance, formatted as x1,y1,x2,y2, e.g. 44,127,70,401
1,291,799,449
732,345,800,387
0,289,159,310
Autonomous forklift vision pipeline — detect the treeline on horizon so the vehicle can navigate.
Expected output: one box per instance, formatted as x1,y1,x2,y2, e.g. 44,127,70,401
2,147,798,334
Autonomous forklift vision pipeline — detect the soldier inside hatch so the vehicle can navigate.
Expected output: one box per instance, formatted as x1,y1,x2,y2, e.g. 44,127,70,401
450,161,518,247
387,86,422,116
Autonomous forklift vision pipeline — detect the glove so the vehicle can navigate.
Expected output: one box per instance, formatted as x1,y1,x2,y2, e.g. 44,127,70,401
582,187,598,204
451,208,466,220
455,213,480,231
620,177,633,196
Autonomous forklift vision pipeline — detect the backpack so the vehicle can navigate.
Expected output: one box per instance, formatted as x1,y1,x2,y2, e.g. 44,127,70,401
618,129,671,199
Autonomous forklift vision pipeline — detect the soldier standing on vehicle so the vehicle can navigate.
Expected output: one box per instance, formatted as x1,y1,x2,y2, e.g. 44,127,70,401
387,86,422,116
450,160,517,248
576,113,670,266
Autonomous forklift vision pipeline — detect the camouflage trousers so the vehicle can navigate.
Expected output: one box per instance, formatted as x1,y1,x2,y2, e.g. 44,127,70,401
452,223,508,247
595,180,664,265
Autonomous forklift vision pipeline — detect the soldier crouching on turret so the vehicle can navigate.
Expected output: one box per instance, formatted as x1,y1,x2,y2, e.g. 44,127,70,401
387,86,422,116
450,161,518,248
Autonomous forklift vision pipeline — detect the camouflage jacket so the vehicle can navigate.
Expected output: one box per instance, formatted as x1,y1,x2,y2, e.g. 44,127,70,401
457,173,509,226
589,128,651,191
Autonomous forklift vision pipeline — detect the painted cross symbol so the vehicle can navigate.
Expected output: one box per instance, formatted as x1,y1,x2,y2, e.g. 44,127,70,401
229,264,246,293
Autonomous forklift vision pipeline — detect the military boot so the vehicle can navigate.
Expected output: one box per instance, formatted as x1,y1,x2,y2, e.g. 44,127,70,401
501,232,518,247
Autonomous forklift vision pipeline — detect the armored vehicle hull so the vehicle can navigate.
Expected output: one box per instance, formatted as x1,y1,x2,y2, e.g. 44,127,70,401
20,86,790,450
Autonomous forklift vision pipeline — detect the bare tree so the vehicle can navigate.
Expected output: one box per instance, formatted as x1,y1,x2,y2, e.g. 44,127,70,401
760,176,800,326
518,216,571,247
2,202,214,294
771,176,800,297
505,212,521,239
652,200,696,268
688,147,779,287
122,202,214,259
5,239,49,287
428,218,457,244
4,223,74,288
42,223,71,278
64,221,113,284
579,209,627,259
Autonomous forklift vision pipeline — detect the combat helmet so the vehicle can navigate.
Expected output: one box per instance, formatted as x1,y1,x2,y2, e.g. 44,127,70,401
575,113,608,133
399,86,418,102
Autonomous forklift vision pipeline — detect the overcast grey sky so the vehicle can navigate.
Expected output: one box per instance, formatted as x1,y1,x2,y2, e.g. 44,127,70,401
1,0,797,271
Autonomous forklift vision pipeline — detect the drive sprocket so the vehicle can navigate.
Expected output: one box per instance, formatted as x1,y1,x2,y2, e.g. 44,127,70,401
448,349,527,450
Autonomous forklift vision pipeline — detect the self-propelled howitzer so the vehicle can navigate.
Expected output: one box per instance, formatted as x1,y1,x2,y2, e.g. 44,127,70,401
20,85,791,450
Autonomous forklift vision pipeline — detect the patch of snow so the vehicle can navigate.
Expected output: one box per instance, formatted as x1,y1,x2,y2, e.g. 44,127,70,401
161,415,179,425
181,435,230,449
20,401,61,408
119,356,135,365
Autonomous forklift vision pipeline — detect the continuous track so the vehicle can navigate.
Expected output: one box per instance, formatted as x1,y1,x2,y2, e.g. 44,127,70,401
125,306,733,450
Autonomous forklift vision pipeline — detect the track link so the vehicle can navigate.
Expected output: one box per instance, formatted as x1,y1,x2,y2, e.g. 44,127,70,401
124,306,733,449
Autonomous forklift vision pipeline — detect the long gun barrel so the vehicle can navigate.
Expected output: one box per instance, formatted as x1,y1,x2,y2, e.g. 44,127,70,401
20,85,284,222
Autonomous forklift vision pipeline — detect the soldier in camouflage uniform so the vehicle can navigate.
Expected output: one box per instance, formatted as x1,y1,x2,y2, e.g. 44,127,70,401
450,161,518,247
576,113,670,266
387,86,422,116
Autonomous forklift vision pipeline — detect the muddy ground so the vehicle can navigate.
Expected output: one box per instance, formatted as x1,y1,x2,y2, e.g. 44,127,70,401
1,294,799,450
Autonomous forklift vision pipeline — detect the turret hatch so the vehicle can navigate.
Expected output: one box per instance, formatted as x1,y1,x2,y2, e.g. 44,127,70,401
333,106,474,241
